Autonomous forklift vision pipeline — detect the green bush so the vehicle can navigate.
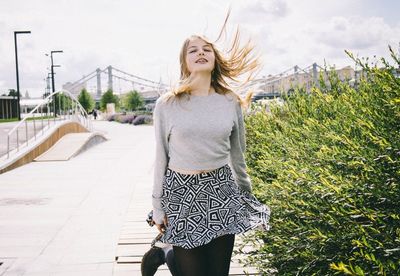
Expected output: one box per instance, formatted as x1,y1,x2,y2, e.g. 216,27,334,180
244,48,400,275
100,89,119,111
122,90,145,111
77,88,94,113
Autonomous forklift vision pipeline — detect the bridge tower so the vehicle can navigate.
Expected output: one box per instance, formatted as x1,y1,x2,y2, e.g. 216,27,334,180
96,68,102,100
107,66,113,91
312,63,319,89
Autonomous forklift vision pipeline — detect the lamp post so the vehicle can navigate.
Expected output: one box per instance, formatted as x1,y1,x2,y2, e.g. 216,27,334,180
49,50,63,116
14,31,31,121
50,50,63,93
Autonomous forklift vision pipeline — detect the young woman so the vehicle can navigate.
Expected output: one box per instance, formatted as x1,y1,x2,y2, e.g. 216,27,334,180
151,31,270,276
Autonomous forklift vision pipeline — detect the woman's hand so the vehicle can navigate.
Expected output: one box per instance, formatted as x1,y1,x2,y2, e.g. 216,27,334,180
155,215,168,234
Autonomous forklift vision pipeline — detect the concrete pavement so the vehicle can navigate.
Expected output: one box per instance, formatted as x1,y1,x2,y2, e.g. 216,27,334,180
0,121,156,275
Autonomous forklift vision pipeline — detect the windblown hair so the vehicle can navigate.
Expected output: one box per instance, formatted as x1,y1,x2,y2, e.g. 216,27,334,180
165,12,261,109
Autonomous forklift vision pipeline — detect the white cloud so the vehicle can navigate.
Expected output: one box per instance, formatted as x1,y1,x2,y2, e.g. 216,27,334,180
235,0,289,23
315,16,398,50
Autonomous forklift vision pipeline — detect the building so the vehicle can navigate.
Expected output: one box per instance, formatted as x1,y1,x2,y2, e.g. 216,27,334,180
0,96,18,119
62,82,87,97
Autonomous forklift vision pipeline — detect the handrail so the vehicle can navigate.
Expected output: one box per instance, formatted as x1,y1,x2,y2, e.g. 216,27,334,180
4,90,92,159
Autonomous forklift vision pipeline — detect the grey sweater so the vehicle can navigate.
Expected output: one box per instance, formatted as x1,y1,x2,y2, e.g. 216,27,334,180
152,91,252,224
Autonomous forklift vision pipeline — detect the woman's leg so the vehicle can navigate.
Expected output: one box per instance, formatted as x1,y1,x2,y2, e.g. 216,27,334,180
206,234,235,276
165,248,179,276
173,244,208,276
173,235,235,276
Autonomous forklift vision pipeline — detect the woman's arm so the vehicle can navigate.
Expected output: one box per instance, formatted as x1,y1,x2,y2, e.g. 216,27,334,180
229,101,252,193
152,98,169,224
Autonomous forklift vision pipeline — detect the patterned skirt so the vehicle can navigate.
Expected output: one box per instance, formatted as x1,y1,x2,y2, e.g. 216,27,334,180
159,164,270,249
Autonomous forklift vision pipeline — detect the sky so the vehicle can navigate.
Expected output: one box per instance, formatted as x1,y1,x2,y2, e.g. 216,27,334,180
1,0,399,97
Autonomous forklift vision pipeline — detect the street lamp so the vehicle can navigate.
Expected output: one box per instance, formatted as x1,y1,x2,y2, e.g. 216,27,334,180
50,50,63,93
14,30,31,121
48,50,63,116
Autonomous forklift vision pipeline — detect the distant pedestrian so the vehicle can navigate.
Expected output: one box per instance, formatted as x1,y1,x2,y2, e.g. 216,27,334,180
92,109,98,120
151,12,270,276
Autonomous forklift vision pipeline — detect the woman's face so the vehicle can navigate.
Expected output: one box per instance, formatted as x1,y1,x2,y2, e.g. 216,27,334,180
185,37,215,75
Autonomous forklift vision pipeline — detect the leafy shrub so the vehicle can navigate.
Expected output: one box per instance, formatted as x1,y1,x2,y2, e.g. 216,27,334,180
132,115,152,125
122,90,145,111
118,114,136,124
243,48,400,275
105,112,152,125
106,114,118,121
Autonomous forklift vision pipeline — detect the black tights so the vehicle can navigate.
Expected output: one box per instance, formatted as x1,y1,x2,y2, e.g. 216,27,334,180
173,234,235,276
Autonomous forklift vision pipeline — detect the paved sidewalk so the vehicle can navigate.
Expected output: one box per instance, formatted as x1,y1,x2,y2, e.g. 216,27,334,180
0,121,155,275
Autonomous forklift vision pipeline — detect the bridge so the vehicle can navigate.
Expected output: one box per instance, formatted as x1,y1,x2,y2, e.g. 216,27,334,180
60,64,320,102
1,62,356,121
59,62,357,103
61,66,169,104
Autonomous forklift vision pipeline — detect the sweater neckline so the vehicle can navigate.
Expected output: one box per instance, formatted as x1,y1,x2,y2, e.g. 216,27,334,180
190,92,218,98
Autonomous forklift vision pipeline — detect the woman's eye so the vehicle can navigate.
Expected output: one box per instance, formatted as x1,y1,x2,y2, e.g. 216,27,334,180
189,50,196,53
204,49,211,52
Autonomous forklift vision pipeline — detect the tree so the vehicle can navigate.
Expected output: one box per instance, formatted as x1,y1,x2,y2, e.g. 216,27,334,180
55,93,73,114
8,89,19,97
124,90,144,111
100,89,119,111
77,88,95,112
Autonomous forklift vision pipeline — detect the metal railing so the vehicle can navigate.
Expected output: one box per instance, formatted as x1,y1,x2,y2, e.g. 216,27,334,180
4,90,92,159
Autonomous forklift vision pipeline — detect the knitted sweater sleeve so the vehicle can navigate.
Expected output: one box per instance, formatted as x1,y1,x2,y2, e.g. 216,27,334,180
152,98,169,224
229,101,252,193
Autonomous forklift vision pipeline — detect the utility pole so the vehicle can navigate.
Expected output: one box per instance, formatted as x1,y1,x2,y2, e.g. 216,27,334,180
49,50,63,117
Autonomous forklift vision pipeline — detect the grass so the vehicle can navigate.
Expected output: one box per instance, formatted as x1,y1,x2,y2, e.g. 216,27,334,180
0,116,55,123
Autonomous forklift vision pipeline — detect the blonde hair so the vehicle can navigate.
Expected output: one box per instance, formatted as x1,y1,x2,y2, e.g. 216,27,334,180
165,13,260,109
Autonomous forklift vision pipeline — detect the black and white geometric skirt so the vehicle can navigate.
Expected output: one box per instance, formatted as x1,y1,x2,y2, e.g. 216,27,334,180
159,164,270,249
